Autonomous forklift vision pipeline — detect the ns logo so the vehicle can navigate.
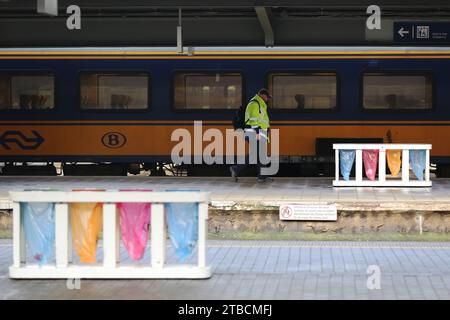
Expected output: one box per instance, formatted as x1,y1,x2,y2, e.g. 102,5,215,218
101,132,127,149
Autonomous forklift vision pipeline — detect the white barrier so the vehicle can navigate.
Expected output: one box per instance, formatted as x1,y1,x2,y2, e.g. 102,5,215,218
333,144,432,187
9,190,211,279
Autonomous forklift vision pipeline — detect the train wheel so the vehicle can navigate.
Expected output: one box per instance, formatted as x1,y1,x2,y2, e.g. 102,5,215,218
127,163,142,175
147,162,167,176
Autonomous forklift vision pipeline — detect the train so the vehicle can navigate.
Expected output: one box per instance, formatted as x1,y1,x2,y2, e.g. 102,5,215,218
1,46,450,176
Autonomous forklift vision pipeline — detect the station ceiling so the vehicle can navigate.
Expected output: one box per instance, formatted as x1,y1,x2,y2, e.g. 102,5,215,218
1,1,450,47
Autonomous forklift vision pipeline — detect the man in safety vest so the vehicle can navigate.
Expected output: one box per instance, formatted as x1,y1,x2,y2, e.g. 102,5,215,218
230,88,272,182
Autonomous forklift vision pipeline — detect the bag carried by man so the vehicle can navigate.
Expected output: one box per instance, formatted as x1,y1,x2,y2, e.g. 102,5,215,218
232,105,247,130
232,99,261,130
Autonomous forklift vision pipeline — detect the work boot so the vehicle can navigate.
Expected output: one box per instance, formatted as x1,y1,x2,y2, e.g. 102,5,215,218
257,176,273,183
230,166,238,182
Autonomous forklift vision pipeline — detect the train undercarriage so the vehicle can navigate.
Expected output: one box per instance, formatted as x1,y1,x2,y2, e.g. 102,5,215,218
1,161,448,177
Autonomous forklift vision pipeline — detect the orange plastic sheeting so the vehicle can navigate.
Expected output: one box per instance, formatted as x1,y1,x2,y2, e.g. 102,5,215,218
387,150,402,177
71,203,103,263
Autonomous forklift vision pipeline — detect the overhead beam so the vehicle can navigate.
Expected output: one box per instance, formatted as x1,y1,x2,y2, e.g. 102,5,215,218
255,6,274,47
5,16,450,47
5,0,450,8
37,0,58,16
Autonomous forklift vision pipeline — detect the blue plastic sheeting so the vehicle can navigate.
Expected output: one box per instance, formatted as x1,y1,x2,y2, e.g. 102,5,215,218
410,150,426,181
21,202,55,265
165,190,199,262
339,150,356,181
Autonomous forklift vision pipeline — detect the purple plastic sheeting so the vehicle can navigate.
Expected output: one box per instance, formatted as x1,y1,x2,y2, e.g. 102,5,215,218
363,149,379,181
117,189,152,261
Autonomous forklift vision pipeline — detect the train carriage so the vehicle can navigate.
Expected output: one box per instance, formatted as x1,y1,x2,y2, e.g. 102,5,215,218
1,46,450,176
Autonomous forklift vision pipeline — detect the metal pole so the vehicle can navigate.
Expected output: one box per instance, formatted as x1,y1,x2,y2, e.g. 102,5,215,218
177,8,183,53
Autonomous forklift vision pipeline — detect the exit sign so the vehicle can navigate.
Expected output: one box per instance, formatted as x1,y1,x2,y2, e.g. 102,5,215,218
394,22,450,43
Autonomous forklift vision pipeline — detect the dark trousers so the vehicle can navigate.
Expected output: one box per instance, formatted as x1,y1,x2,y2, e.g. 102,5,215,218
231,135,267,179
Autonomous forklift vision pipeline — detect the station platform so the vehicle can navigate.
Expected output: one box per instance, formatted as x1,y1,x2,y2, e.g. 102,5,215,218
0,177,449,234
1,239,449,300
0,178,449,299
0,176,449,210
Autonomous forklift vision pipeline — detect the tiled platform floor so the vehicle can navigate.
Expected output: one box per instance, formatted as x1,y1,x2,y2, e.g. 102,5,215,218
1,240,449,300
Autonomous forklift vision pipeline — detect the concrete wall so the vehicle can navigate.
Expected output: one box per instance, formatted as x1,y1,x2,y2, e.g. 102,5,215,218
1,209,448,238
209,210,450,234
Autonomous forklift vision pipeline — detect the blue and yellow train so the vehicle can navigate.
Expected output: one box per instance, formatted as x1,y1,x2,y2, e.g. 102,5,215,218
1,46,450,176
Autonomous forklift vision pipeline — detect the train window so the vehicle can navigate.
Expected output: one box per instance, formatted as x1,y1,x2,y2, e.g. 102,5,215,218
0,74,54,110
80,73,149,110
267,72,337,110
362,73,433,110
173,72,242,110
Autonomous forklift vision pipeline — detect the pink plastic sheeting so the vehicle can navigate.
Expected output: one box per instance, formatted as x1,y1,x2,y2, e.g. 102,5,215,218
117,189,152,261
363,149,379,181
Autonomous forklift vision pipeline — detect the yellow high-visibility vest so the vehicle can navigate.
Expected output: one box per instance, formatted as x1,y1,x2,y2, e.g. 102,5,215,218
244,94,270,130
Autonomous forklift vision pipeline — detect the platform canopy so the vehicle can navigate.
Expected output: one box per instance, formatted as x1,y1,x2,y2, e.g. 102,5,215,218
0,0,450,46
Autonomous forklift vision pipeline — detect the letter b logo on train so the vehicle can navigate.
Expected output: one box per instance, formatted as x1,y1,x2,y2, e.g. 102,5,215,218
101,132,127,149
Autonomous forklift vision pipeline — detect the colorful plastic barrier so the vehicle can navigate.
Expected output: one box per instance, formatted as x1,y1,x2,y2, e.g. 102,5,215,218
363,149,379,181
165,190,199,262
71,189,104,263
21,202,55,265
333,143,432,187
410,150,427,181
339,150,356,181
70,203,102,263
118,189,152,261
166,202,199,261
386,150,402,177
9,190,211,279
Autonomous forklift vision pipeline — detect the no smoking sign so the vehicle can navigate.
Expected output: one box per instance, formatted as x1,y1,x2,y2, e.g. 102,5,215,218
279,204,337,221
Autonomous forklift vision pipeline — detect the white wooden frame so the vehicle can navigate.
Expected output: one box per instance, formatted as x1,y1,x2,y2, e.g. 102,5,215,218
333,144,432,187
9,191,211,279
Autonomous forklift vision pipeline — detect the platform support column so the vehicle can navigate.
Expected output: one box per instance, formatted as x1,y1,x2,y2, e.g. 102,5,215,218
19,204,26,264
116,211,120,263
402,149,410,182
335,149,340,182
198,203,208,268
103,203,117,268
355,150,363,182
151,203,165,268
12,202,23,267
55,203,69,268
67,210,73,263
379,149,386,182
